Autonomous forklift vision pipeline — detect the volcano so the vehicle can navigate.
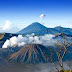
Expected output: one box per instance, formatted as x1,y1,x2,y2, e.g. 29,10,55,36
18,22,47,34
9,44,50,64
18,22,60,35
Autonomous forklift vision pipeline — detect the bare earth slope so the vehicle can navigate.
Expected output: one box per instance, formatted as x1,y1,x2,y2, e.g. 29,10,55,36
9,44,50,64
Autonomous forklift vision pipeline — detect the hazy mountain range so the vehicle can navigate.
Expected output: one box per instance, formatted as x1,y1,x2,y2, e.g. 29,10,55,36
18,22,72,35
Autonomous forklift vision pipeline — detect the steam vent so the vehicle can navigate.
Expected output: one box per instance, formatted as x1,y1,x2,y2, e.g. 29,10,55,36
9,44,50,64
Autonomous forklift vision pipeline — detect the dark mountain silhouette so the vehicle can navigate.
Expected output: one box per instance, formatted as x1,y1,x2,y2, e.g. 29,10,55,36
9,44,50,64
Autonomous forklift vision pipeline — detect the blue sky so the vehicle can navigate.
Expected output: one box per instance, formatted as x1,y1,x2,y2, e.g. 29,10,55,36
0,0,72,33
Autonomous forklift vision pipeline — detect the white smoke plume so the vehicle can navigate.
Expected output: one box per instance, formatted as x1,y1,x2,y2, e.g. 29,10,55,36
40,14,45,19
2,34,56,48
39,14,45,24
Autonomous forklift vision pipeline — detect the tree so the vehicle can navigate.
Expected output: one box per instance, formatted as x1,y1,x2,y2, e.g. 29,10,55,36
67,60,72,72
54,29,72,71
49,48,59,72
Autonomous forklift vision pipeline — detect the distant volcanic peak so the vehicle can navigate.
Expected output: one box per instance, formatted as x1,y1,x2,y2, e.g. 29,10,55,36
55,26,62,28
55,26,65,28
55,26,65,30
31,22,41,25
55,26,71,29
18,22,47,34
55,26,71,30
28,22,47,28
31,22,45,26
9,44,50,64
27,22,42,29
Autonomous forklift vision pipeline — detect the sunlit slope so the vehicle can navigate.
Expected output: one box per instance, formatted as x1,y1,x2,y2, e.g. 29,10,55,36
9,44,50,64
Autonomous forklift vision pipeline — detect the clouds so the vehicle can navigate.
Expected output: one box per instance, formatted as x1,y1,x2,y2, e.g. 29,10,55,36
2,34,56,48
0,20,19,33
2,20,12,30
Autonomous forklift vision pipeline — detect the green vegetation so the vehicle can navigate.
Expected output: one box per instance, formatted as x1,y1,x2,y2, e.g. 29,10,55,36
0,33,4,40
64,70,72,72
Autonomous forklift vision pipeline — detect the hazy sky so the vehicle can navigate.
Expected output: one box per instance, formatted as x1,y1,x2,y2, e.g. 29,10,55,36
0,0,72,33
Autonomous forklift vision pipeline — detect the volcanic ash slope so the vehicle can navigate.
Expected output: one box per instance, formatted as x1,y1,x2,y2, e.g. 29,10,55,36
9,44,50,64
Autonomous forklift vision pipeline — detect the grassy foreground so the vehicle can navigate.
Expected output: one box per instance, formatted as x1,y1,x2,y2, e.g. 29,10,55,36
60,70,72,72
64,70,72,72
0,33,4,40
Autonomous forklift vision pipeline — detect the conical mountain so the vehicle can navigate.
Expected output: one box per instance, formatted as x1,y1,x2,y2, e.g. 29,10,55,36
18,22,47,34
18,22,60,35
9,44,50,64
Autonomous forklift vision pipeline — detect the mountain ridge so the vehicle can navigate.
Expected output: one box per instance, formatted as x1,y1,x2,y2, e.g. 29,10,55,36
18,22,60,35
18,22,72,35
0,33,18,48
